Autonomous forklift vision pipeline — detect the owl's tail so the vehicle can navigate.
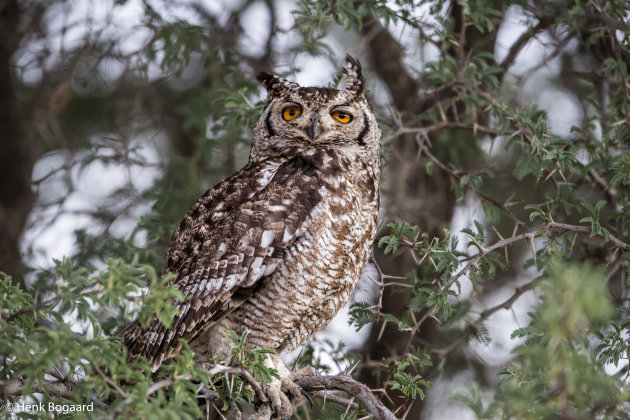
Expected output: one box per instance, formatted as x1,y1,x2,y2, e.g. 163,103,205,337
120,319,175,371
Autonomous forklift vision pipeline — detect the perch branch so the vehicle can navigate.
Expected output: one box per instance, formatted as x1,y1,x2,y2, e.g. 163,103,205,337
295,375,398,420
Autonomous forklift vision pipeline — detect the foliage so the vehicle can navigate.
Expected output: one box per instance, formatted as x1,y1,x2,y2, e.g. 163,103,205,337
457,261,625,419
0,261,283,419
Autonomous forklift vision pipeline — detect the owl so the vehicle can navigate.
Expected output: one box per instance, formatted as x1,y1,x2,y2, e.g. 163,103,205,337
122,55,380,416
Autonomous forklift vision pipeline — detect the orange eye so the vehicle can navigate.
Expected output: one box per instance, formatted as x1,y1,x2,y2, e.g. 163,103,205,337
282,106,301,121
332,110,352,123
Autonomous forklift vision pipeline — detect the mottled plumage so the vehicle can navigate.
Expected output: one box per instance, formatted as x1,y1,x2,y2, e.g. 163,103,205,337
122,56,380,388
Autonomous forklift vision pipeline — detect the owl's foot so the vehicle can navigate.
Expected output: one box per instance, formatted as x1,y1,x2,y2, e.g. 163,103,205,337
264,355,317,418
280,366,316,404
264,382,293,418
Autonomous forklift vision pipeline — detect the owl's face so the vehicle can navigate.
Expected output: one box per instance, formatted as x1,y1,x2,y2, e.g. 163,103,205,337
262,87,371,147
251,56,380,163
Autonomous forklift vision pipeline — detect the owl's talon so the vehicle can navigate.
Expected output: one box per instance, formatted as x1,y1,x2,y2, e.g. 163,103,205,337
301,388,313,408
266,382,293,418
277,365,316,408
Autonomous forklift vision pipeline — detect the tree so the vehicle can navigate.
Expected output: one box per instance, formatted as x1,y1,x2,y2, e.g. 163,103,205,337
1,0,630,419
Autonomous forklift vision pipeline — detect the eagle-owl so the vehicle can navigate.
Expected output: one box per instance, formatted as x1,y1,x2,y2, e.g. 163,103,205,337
122,55,380,416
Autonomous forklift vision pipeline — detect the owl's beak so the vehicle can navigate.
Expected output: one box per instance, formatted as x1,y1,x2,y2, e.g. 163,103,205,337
308,115,319,141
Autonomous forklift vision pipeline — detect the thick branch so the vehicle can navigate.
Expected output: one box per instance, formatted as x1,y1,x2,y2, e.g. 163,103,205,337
295,375,398,420
0,0,33,286
361,13,419,112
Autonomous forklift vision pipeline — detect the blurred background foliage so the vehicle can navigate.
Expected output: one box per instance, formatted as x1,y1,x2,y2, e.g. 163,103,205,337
1,0,630,418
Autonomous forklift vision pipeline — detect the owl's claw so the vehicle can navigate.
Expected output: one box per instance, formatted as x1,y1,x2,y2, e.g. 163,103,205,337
301,388,313,408
281,366,316,408
265,382,292,418
264,354,317,418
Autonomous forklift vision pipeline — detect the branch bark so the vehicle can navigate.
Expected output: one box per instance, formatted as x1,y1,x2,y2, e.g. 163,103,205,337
295,375,398,420
0,0,34,286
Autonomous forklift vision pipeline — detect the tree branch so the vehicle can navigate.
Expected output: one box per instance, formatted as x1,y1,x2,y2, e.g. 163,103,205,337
309,390,359,411
423,222,630,360
499,17,553,81
207,365,267,403
432,276,542,358
361,13,419,112
4,283,99,322
295,375,398,420
0,0,34,286
381,121,505,145
0,378,75,399
547,222,630,252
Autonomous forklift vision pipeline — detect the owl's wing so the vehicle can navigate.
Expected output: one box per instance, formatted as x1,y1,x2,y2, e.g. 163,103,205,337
121,154,322,369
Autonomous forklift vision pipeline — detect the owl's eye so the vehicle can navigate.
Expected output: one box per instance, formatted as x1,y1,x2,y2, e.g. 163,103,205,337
282,106,302,121
332,110,352,124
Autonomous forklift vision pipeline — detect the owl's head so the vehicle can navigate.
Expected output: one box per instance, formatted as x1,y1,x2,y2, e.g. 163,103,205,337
251,55,380,162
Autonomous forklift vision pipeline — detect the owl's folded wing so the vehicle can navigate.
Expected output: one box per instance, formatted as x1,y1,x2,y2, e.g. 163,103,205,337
121,153,323,370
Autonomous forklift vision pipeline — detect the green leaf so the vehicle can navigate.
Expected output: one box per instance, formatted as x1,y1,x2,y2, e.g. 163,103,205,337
348,301,376,331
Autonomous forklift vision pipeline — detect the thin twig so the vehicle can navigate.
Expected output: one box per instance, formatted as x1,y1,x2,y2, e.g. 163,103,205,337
381,121,504,145
4,283,99,322
432,276,542,358
311,390,360,410
499,17,553,80
207,365,267,403
91,362,129,399
548,222,630,251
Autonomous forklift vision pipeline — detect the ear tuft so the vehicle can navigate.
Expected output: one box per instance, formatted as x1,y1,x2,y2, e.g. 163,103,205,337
256,72,276,90
257,72,299,97
343,54,365,97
